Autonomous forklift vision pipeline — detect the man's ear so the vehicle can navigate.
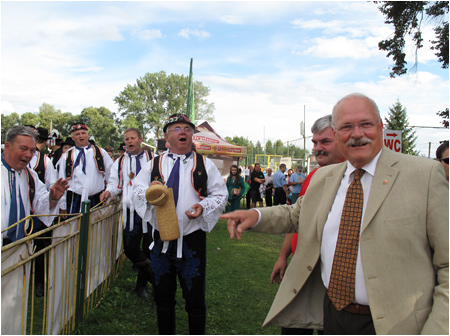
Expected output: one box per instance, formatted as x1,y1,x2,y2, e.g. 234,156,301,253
4,141,11,153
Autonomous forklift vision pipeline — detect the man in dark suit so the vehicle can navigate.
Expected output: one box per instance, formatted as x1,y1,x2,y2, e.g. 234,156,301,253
221,93,448,334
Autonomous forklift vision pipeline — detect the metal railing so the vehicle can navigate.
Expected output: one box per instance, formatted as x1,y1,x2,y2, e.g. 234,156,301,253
1,199,124,335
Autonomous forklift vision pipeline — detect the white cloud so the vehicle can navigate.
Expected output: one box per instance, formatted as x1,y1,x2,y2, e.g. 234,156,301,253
178,28,211,40
204,68,448,157
1,101,15,115
292,36,381,59
135,29,163,41
1,1,447,158
291,18,382,38
63,25,124,41
219,15,243,25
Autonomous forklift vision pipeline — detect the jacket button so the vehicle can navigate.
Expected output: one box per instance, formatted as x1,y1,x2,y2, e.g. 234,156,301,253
293,289,297,294
307,266,313,271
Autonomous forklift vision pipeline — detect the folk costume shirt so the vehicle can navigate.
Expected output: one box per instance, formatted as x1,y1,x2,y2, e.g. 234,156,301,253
105,151,153,233
133,149,228,258
1,158,61,244
29,151,57,190
57,146,113,210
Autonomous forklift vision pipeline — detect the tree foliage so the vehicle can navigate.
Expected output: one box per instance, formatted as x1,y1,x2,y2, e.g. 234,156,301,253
265,139,274,155
80,106,122,148
225,136,251,147
114,71,215,140
384,99,418,155
377,1,449,77
437,108,449,128
1,103,78,143
1,112,21,143
1,103,121,148
36,103,78,139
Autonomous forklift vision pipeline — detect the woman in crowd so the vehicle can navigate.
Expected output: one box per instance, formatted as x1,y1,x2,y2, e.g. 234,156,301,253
226,165,245,212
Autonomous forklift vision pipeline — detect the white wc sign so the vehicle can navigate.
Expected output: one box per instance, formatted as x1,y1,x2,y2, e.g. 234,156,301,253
383,129,402,153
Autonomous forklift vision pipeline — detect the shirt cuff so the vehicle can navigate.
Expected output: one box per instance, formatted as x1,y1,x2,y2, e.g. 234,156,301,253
254,209,262,226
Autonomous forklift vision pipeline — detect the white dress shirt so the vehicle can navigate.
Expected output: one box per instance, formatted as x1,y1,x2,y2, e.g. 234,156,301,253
321,150,382,305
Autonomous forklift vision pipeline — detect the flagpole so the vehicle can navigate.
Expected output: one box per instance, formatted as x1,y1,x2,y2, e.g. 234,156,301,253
186,58,195,124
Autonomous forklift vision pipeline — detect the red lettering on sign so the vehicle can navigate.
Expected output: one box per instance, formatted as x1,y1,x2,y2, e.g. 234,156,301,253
384,139,394,149
193,136,219,144
384,139,401,152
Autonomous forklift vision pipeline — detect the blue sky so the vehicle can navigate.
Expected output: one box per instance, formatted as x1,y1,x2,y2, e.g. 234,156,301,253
1,1,448,156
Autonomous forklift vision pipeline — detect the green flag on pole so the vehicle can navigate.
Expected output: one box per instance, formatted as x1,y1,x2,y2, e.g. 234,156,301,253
186,58,195,124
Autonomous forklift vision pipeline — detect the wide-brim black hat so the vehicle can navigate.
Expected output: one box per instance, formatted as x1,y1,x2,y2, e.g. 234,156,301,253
61,137,75,147
36,127,49,140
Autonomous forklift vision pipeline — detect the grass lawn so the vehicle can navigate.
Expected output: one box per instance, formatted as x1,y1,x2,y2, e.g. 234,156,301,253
76,219,286,335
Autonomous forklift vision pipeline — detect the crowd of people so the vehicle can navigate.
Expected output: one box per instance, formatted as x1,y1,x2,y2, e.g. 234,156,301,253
1,113,229,335
224,160,308,212
2,92,448,335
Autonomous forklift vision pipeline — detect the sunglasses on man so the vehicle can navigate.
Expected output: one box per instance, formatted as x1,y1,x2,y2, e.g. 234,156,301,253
440,157,449,164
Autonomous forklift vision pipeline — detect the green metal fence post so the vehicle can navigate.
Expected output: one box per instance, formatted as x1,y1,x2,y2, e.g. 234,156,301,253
75,200,91,329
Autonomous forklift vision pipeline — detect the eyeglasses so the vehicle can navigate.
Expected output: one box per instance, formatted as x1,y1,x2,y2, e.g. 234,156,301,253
168,126,193,134
440,157,449,164
335,120,378,134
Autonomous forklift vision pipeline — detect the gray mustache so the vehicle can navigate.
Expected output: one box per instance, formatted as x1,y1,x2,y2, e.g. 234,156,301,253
315,150,328,156
346,137,372,146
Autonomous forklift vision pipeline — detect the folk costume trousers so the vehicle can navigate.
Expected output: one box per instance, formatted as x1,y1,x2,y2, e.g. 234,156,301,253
150,229,207,315
66,190,101,214
123,209,153,287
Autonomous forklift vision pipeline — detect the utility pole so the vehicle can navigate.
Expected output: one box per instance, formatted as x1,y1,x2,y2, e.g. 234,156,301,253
303,105,306,171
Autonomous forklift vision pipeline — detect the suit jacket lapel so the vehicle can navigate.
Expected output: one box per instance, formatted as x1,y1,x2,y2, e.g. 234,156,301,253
361,148,399,232
316,162,347,242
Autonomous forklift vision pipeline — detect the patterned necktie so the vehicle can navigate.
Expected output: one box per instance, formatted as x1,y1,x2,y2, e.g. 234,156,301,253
73,144,92,174
328,168,365,311
167,151,192,206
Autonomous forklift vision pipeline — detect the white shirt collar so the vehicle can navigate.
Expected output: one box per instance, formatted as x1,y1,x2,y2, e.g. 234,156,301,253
167,149,192,161
345,149,382,183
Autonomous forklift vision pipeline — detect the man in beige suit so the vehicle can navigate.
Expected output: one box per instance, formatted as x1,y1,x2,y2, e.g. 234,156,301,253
221,93,449,334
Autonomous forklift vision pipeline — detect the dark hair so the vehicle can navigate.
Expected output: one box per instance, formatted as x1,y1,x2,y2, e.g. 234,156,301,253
229,164,239,176
436,141,449,160
227,164,240,186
